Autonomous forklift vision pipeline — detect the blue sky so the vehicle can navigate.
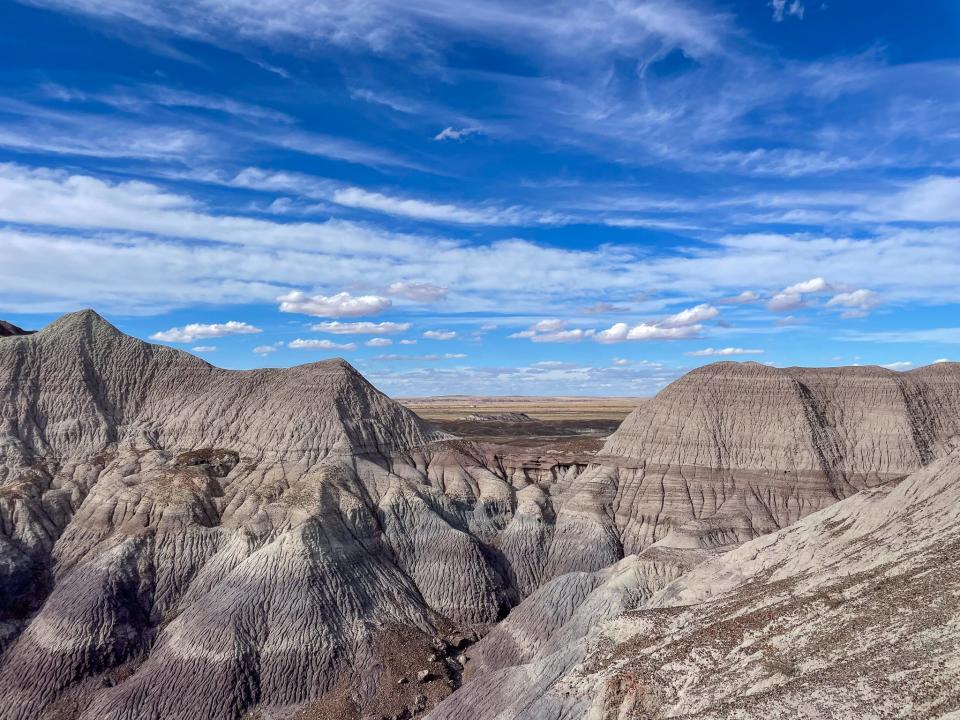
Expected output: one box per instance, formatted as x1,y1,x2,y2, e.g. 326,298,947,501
3,0,960,396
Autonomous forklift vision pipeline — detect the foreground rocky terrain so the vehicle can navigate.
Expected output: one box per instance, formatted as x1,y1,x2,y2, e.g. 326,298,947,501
1,310,957,719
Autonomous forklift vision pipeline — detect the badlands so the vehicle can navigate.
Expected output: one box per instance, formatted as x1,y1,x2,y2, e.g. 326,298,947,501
0,310,958,719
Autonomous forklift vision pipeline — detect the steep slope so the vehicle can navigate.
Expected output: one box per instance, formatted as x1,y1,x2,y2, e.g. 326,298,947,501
542,361,960,579
430,448,960,719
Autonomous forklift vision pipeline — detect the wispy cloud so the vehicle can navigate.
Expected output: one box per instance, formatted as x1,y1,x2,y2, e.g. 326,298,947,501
386,281,449,302
770,0,805,22
434,126,481,142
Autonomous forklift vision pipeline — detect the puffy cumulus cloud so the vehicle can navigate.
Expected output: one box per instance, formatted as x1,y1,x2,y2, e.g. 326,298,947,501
399,339,417,345
422,329,457,340
767,277,835,312
594,303,718,344
783,277,833,295
365,337,392,347
150,320,261,343
288,338,357,350
881,361,913,371
595,322,701,343
826,289,881,318
717,290,759,305
278,291,391,318
374,353,467,361
310,320,410,334
660,303,719,328
686,347,764,357
253,343,280,355
191,345,216,352
509,319,596,343
386,281,449,302
767,292,806,312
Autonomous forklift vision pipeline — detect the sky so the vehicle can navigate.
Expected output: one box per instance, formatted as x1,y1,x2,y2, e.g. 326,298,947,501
2,0,960,396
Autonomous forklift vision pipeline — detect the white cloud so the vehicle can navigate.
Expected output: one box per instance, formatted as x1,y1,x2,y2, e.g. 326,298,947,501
365,337,392,347
717,290,759,305
399,339,418,345
934,358,951,364
881,361,913,371
770,0,804,22
593,303,717,344
878,176,960,223
278,290,391,317
386,281,449,302
826,288,881,318
310,320,410,334
288,338,357,350
434,127,481,142
767,292,807,312
191,345,216,352
253,344,278,355
660,303,719,328
686,347,764,357
24,0,728,65
333,187,511,225
4,165,960,320
767,277,835,312
0,163,435,258
509,319,596,343
596,322,701,343
150,320,261,343
422,329,458,340
783,277,833,295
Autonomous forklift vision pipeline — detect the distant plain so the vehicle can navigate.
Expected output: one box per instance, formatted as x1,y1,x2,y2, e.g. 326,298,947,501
399,396,641,450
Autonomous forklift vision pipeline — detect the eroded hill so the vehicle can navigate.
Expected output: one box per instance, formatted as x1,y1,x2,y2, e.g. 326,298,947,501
1,310,958,720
